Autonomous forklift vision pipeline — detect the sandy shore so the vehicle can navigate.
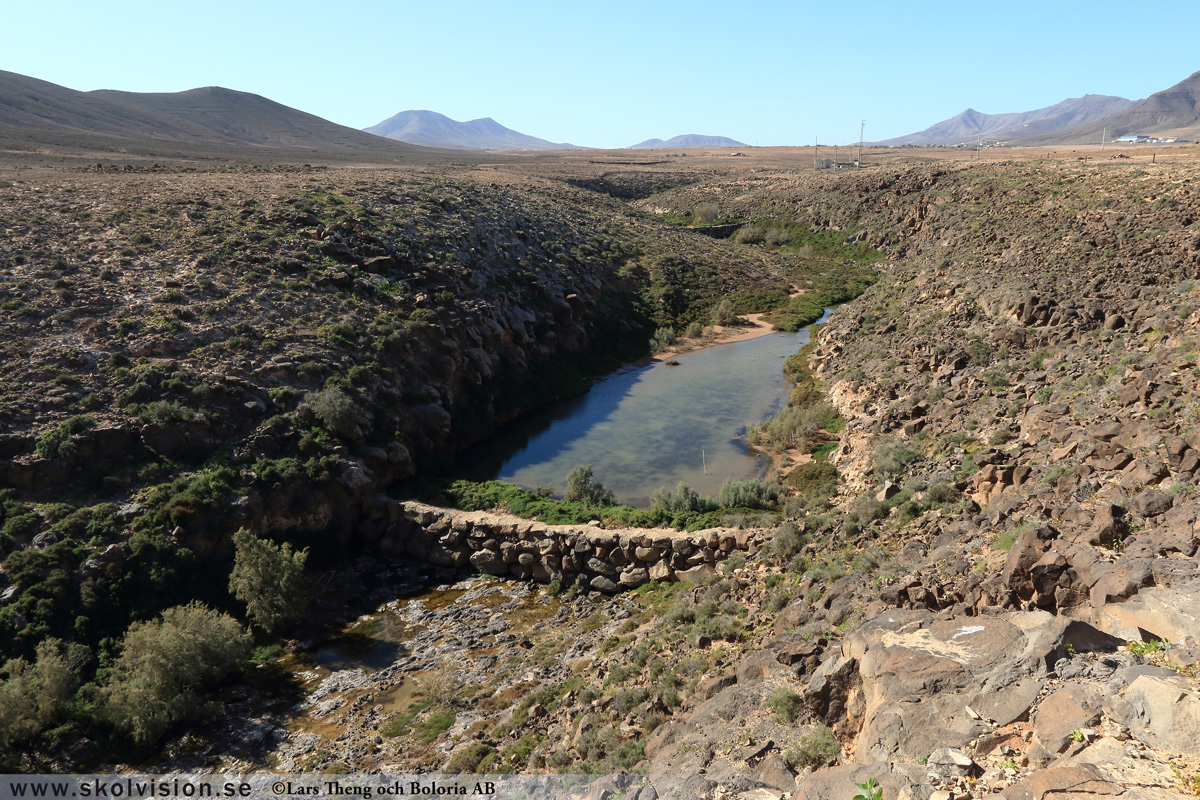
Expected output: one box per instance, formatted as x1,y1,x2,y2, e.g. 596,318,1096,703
649,313,778,362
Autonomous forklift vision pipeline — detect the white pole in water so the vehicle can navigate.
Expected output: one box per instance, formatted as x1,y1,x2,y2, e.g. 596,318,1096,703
702,449,708,475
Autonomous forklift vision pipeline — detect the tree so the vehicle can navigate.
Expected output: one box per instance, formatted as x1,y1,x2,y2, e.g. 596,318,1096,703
0,639,77,749
564,465,615,507
101,602,251,745
228,528,309,634
300,386,358,439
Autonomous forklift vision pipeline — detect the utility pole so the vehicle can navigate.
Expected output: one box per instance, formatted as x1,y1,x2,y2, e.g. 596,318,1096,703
859,120,866,166
814,136,818,170
1101,127,1106,151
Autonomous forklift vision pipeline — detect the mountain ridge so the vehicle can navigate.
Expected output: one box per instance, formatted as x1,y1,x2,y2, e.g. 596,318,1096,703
628,134,747,149
1022,69,1200,144
874,94,1137,146
363,109,583,150
0,69,423,156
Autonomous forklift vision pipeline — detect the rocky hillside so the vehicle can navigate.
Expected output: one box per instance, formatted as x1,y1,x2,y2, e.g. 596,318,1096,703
5,149,1200,796
0,158,872,768
621,158,1200,796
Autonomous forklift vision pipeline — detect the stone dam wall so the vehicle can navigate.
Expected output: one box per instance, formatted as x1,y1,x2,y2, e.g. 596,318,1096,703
355,499,764,593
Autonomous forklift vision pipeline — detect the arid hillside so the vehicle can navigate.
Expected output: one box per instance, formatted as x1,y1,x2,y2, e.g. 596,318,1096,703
2,145,1200,798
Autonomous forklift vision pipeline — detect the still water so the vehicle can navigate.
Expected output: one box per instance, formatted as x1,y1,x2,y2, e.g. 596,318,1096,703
459,312,829,507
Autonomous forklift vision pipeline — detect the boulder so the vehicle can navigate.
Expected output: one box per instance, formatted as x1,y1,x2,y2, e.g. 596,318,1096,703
1000,763,1122,800
1130,489,1172,518
1119,673,1200,757
1031,685,1102,755
1093,585,1200,645
925,747,978,779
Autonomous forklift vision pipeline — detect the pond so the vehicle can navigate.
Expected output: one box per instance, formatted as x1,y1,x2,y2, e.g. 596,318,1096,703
457,311,830,507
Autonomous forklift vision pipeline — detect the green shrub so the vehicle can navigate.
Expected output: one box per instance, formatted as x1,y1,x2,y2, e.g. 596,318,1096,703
789,461,839,503
254,457,305,486
769,522,806,562
100,602,251,745
1029,348,1052,370
34,416,95,461
0,639,78,749
53,503,120,545
871,439,923,478
717,478,781,510
768,688,803,724
810,441,838,461
692,203,720,225
413,708,455,745
1042,465,1072,486
300,387,358,438
564,465,615,507
720,554,746,574
733,224,765,244
786,724,841,769
711,299,738,326
994,530,1018,552
1,511,40,543
445,742,496,773
651,482,716,513
649,326,676,354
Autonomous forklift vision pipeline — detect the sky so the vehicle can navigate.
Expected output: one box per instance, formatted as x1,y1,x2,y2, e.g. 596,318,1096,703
6,0,1200,149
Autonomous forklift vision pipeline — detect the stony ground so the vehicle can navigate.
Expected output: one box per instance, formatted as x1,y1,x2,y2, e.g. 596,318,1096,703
5,147,1200,798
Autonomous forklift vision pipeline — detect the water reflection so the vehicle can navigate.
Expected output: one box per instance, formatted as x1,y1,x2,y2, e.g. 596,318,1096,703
459,314,827,507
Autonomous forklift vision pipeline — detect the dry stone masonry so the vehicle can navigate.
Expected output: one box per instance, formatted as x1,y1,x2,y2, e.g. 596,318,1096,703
356,499,762,593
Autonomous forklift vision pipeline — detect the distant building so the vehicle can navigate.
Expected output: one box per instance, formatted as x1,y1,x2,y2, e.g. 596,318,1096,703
1115,135,1151,143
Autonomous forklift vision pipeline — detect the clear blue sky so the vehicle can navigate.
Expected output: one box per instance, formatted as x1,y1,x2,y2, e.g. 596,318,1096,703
7,1,1200,148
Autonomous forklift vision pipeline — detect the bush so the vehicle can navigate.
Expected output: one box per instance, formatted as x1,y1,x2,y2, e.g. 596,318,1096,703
871,438,923,479
101,602,251,745
445,742,496,773
228,529,309,634
564,465,615,507
711,299,738,327
34,415,95,461
717,478,781,510
0,639,78,749
768,688,803,723
753,402,841,454
733,224,764,244
300,387,358,438
692,203,720,225
769,522,806,562
786,724,841,769
764,227,790,247
789,461,839,503
649,326,676,354
651,482,716,514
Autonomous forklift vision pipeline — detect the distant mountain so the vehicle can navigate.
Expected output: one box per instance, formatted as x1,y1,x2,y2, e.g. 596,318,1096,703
1023,70,1200,144
364,110,583,150
875,95,1137,146
627,134,747,149
0,69,420,156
